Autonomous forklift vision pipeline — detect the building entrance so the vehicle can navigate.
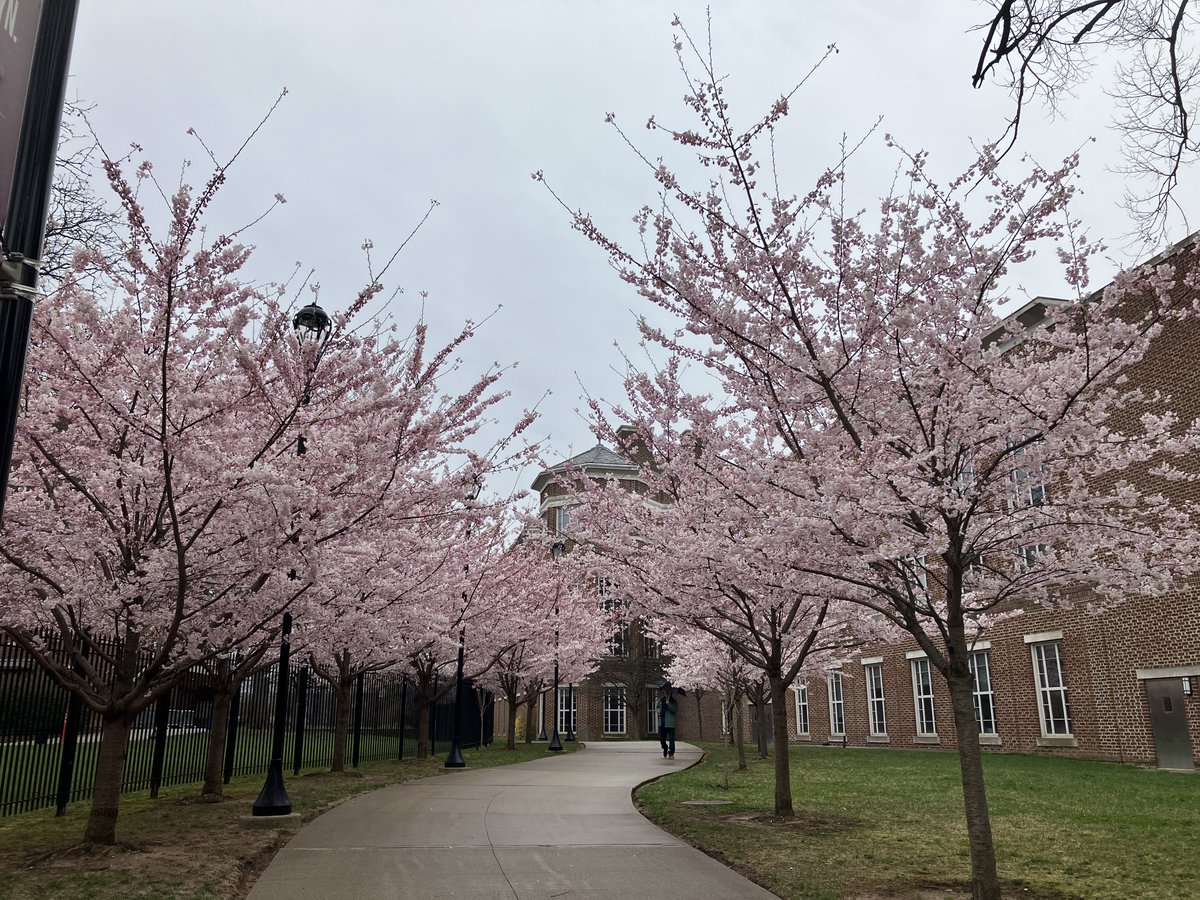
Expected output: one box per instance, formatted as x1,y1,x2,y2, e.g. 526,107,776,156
1145,678,1194,770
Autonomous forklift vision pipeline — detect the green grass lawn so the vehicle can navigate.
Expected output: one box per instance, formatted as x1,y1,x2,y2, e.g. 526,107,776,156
0,742,574,900
635,743,1200,899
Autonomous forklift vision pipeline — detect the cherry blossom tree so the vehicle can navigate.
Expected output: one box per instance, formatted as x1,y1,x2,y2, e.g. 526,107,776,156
0,123,532,841
547,22,1200,898
571,396,879,815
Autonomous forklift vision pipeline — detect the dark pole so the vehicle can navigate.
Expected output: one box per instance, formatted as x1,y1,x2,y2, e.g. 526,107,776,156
291,667,309,776
223,677,242,785
0,2,79,526
352,672,364,769
445,630,467,767
397,678,408,760
566,682,575,741
548,541,564,752
548,605,563,752
148,688,172,799
54,638,87,816
252,613,292,816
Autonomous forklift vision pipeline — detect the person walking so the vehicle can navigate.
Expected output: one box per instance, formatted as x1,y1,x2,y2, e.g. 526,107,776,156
658,685,678,759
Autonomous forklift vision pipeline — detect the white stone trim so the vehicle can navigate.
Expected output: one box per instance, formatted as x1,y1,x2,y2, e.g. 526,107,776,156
860,656,884,665
905,649,927,660
1136,665,1200,680
969,639,992,651
1023,630,1063,645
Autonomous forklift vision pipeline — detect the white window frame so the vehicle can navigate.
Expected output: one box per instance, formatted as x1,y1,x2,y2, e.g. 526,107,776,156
969,650,998,737
902,555,929,593
556,504,573,533
602,684,626,735
911,657,937,737
865,663,887,736
557,684,577,736
1018,542,1047,572
1009,438,1048,509
827,671,845,737
793,682,809,737
647,687,659,734
1030,640,1073,737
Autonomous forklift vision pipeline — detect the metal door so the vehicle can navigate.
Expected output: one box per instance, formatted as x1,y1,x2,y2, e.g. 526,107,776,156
1145,678,1195,770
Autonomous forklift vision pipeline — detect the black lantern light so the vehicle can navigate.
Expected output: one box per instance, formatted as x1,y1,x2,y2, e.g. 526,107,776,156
292,302,332,344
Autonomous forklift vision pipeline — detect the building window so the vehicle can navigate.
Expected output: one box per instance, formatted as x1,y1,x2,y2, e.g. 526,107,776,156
557,685,576,736
601,587,628,657
555,505,573,533
970,651,997,736
647,688,659,734
902,556,928,594
1009,438,1048,508
911,657,937,737
866,663,887,736
603,685,626,735
1018,542,1047,572
794,682,809,736
1031,641,1072,736
643,635,660,658
606,621,629,657
827,672,845,736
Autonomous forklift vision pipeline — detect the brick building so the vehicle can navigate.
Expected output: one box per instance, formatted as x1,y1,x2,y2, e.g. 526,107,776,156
493,436,729,745
783,236,1200,771
503,236,1200,769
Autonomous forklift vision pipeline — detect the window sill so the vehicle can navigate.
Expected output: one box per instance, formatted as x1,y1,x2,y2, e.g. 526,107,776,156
824,736,846,745
867,735,890,744
795,734,811,742
979,734,1002,747
913,735,940,745
1036,734,1077,748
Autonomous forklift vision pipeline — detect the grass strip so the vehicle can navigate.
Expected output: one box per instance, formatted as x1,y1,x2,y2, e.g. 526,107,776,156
634,743,1199,900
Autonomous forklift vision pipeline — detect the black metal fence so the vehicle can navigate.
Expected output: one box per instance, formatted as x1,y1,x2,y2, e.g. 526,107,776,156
0,638,493,818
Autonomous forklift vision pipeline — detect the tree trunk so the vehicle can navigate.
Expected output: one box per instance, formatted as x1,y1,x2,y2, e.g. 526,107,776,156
331,680,352,772
769,675,793,817
84,712,134,844
694,690,703,739
947,666,1001,900
523,693,536,744
506,698,518,751
201,682,233,797
734,698,747,770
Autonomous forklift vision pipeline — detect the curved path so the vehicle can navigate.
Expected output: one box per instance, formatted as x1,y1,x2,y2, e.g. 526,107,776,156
248,740,777,899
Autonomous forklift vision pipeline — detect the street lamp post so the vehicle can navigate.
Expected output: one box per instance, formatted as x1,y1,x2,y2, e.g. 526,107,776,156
445,474,481,769
252,613,293,816
444,628,467,768
548,541,565,753
251,302,330,816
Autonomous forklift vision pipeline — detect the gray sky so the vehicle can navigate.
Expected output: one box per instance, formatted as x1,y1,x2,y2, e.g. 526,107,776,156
65,1,1200,504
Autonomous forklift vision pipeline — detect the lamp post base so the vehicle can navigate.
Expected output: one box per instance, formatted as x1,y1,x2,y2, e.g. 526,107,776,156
251,760,292,816
548,730,563,752
445,741,466,768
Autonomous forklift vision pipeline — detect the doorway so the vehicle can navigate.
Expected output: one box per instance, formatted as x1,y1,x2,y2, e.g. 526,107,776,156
1145,678,1195,770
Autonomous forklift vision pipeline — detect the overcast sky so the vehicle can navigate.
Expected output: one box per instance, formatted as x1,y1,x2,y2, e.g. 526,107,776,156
64,1,1200,505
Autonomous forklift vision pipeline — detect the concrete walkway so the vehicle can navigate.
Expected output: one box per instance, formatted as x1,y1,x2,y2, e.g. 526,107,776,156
248,740,778,899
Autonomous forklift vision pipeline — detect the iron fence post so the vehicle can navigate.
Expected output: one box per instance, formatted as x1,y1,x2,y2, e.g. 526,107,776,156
292,666,309,776
352,672,364,768
223,679,242,785
148,688,172,798
398,679,407,760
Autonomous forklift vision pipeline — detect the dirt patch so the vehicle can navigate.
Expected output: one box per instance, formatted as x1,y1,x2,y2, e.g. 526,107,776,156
713,810,862,835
